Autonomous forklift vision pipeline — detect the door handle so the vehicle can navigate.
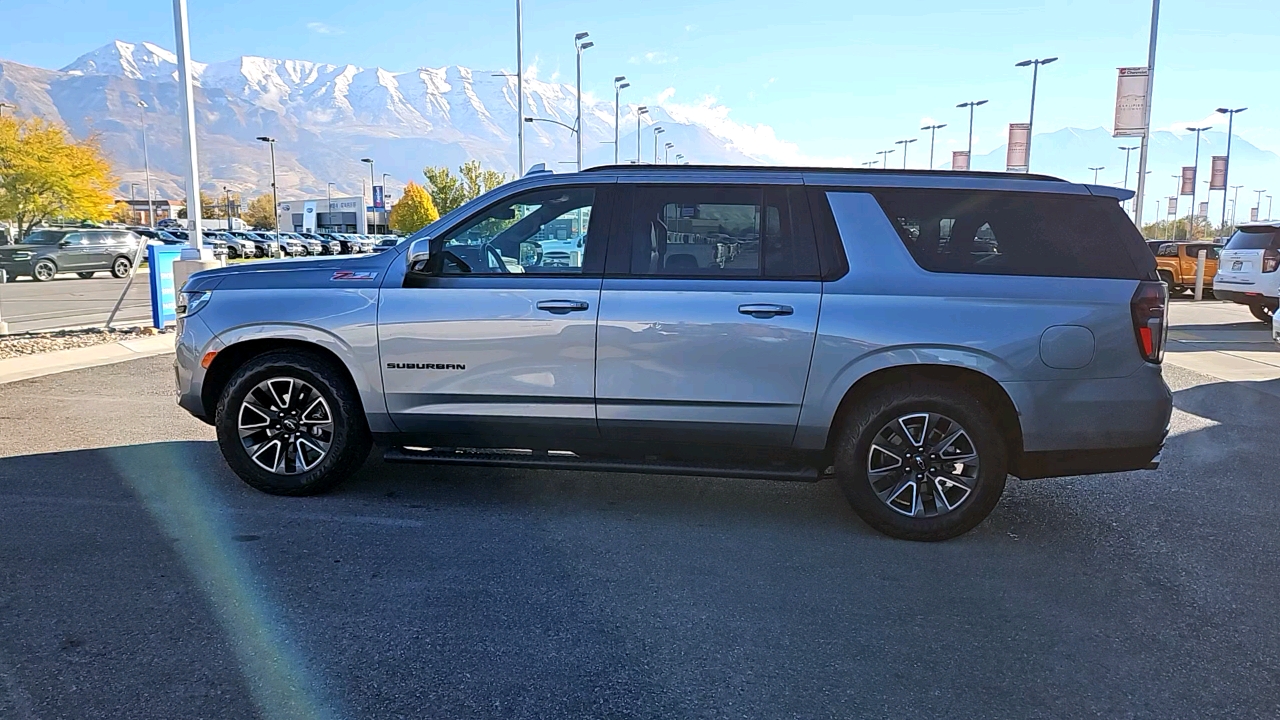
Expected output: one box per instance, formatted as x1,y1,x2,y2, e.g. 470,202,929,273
536,299,590,314
738,303,794,318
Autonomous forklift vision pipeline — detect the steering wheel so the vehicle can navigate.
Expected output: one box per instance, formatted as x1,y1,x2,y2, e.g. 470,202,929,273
485,245,511,273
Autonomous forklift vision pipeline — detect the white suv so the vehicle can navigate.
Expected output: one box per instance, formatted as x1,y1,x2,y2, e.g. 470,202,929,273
1214,222,1280,322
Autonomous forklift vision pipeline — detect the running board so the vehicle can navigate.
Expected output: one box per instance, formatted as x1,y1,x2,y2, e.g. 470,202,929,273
383,447,821,482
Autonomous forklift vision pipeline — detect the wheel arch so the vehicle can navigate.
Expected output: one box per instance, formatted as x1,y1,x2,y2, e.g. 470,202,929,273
201,337,365,422
823,364,1024,468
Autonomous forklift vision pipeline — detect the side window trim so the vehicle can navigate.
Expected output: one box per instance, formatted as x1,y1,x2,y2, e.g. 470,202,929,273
805,187,851,281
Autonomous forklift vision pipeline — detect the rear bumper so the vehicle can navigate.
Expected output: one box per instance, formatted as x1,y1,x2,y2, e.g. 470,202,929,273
1213,289,1278,310
1013,441,1163,480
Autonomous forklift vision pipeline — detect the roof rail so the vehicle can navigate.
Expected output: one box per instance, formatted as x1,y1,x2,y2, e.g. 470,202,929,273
580,163,1066,182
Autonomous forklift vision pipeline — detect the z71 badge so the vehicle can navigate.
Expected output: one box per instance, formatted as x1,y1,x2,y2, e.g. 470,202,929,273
331,270,378,280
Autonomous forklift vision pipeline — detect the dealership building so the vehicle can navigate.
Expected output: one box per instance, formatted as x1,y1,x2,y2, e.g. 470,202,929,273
276,195,390,235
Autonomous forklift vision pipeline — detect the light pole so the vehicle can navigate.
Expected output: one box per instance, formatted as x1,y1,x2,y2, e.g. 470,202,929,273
1118,145,1139,215
1215,107,1246,229
635,106,648,164
921,123,946,169
675,153,685,165
526,116,579,169
326,181,335,229
613,76,629,165
1255,189,1267,221
877,149,895,168
1230,185,1243,225
1186,125,1211,238
956,100,988,160
1133,0,1160,226
1268,195,1274,221
0,102,14,117
574,33,593,172
664,142,674,164
361,158,376,233
1089,166,1105,184
172,0,204,254
861,161,877,169
137,100,156,229
516,0,524,174
895,138,917,169
256,137,279,245
652,126,665,164
1015,57,1057,171
130,182,139,202
223,186,233,230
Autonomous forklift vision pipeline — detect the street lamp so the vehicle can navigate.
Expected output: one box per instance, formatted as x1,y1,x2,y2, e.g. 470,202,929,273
1268,195,1274,221
653,126,665,165
1215,107,1246,229
664,141,674,164
956,100,988,160
327,182,336,227
574,33,593,172
921,123,946,170
1015,57,1057,170
1089,166,1105,184
137,100,156,228
0,102,14,117
1118,145,1140,214
361,158,377,233
861,161,877,168
895,138,917,169
1230,185,1244,225
256,137,279,245
613,76,629,165
1186,125,1211,238
675,153,685,165
635,106,648,164
876,149,895,168
1255,189,1267,222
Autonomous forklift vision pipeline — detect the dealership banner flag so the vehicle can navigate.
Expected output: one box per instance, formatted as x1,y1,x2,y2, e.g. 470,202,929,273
1167,197,1177,217
1210,156,1228,190
952,151,970,171
1005,124,1030,172
1198,201,1209,218
1113,67,1150,137
1180,166,1196,195
1251,207,1260,222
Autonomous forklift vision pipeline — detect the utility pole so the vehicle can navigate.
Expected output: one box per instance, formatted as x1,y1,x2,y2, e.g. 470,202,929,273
1133,0,1160,227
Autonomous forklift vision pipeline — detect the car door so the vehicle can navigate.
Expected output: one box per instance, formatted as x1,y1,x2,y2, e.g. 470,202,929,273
378,182,614,445
595,184,823,448
56,232,92,271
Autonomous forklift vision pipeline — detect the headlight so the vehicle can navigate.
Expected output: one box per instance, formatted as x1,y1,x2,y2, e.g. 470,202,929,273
177,290,211,318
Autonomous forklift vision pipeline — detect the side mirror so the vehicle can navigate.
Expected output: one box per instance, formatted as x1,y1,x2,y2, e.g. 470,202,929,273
406,237,433,275
58,240,72,247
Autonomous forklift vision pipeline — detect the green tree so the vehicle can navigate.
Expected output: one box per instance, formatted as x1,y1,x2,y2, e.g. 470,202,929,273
389,181,440,234
242,193,277,230
0,116,115,238
177,191,225,220
423,160,509,216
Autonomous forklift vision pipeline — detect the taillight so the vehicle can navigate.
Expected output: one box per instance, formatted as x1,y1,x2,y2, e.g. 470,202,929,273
1131,280,1168,364
1263,248,1279,273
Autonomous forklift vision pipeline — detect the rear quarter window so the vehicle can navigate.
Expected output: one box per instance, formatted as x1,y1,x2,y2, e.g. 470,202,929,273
873,189,1153,280
1224,228,1280,251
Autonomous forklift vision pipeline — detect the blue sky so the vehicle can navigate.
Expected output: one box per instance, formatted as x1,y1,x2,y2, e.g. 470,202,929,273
4,0,1279,163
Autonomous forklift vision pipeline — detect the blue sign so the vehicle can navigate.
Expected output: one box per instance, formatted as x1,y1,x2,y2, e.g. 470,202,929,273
148,244,183,328
373,185,384,209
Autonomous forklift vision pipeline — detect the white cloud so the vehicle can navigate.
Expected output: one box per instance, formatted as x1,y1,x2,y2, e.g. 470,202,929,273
657,89,855,166
684,24,697,32
1162,112,1227,135
629,51,677,65
306,21,343,36
656,87,676,103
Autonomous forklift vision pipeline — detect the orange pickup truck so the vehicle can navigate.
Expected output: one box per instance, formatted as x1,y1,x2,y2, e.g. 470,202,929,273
1147,241,1220,296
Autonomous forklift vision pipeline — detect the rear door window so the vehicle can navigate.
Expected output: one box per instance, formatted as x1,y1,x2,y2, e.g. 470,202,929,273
873,189,1152,280
1224,228,1280,251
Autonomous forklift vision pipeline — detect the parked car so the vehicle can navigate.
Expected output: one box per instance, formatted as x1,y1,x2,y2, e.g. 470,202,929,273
133,228,186,247
1213,222,1280,323
226,230,271,258
175,165,1172,541
370,235,400,252
1150,241,1220,296
299,232,341,255
165,230,230,259
284,232,322,256
0,227,140,281
322,233,360,254
211,231,257,259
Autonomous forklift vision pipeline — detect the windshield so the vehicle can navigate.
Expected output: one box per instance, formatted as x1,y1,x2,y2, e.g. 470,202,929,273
1224,227,1280,251
21,230,68,245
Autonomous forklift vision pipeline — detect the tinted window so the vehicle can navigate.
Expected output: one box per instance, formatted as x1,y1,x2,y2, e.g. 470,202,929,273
1224,228,1280,251
440,186,595,275
629,185,819,278
22,230,68,245
1184,243,1220,260
875,189,1149,280
1156,243,1178,257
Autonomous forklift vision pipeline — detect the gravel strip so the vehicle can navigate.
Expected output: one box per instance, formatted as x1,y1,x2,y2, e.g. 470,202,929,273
0,326,173,359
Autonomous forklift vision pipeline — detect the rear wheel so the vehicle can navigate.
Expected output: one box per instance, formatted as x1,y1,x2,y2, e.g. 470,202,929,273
833,381,1008,541
31,259,56,282
1251,304,1275,323
111,256,131,278
215,351,372,496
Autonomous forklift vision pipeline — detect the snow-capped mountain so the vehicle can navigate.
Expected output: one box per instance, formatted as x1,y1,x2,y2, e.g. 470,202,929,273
0,39,755,201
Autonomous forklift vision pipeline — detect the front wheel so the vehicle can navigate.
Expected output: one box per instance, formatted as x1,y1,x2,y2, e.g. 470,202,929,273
1251,304,1275,323
215,351,372,496
111,257,131,279
833,381,1008,541
31,259,56,282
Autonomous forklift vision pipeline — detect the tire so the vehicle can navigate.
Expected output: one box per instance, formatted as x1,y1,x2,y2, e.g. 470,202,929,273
1156,270,1184,296
227,246,240,260
31,259,56,282
77,272,96,279
110,257,131,279
215,350,372,496
833,381,1008,541
1250,304,1275,323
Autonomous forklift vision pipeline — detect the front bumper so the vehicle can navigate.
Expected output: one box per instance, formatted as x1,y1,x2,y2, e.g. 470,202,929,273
0,260,36,278
174,313,222,423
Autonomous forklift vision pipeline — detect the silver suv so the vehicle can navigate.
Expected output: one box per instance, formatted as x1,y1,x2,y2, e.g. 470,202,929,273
174,166,1172,540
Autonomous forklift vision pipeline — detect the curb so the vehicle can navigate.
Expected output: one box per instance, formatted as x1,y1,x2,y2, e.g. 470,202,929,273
0,335,176,385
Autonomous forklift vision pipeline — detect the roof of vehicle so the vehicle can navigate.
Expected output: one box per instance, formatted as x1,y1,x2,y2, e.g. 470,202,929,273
580,163,1068,183
1236,221,1280,229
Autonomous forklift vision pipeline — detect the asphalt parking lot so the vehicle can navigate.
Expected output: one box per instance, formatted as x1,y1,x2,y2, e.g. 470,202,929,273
2,316,1280,718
